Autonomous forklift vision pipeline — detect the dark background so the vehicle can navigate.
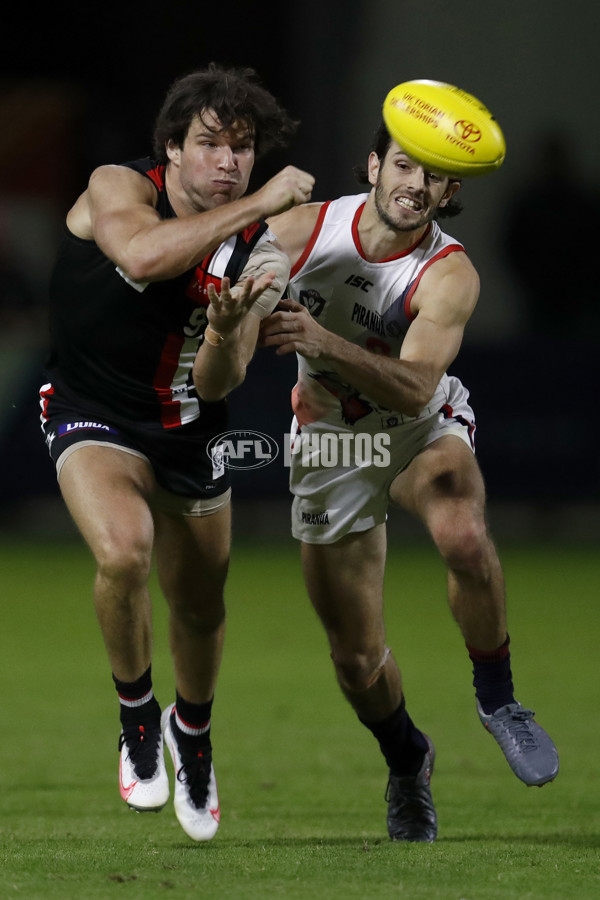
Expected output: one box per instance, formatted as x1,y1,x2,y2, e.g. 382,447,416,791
1,0,599,540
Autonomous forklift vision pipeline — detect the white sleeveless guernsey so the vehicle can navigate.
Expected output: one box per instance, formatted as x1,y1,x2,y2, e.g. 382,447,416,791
288,193,465,430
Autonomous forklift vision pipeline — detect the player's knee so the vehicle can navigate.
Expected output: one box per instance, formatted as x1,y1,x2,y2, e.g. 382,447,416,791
332,648,387,693
434,514,489,573
95,536,153,589
171,598,226,636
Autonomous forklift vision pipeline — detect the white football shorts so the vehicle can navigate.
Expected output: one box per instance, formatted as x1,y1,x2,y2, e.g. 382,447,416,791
289,375,475,544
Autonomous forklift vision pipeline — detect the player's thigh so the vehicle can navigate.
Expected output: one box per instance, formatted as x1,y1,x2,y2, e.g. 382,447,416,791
58,444,156,561
153,504,231,605
301,525,387,650
389,434,486,522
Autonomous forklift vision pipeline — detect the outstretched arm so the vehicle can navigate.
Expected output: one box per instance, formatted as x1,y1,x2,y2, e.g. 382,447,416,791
193,239,291,401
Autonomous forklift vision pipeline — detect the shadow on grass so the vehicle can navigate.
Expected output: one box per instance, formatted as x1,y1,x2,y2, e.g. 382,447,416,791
5,830,600,867
164,831,600,852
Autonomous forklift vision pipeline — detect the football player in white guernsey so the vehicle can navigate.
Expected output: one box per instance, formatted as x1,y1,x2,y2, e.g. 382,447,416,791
263,121,558,841
42,64,314,842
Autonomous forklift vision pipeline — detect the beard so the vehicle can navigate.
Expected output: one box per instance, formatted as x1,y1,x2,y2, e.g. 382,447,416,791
373,178,437,233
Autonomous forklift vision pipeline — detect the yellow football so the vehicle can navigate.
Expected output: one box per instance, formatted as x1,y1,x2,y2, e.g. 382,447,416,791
382,79,506,177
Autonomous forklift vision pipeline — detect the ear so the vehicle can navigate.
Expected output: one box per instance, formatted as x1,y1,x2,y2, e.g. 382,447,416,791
166,140,181,165
367,151,381,187
438,180,461,208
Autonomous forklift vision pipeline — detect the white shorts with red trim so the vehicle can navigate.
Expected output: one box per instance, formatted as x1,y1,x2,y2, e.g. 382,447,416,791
289,375,475,544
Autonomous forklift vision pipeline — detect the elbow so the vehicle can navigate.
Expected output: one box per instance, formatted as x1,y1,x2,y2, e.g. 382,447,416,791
122,261,150,283
193,368,247,403
195,385,221,403
391,366,439,417
194,380,229,403
395,386,436,418
399,399,426,418
116,236,175,282
120,251,163,283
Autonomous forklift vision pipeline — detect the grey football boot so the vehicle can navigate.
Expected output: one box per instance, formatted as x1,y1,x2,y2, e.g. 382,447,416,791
477,701,559,786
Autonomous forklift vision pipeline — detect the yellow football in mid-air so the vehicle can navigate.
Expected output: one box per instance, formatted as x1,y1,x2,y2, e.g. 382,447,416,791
383,79,506,177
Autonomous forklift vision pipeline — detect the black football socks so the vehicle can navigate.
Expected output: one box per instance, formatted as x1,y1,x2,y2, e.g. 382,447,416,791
171,693,213,748
361,697,429,777
113,666,161,727
467,635,515,715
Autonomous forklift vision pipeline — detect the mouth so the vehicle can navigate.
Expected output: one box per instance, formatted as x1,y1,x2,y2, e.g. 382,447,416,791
395,195,423,212
213,179,239,190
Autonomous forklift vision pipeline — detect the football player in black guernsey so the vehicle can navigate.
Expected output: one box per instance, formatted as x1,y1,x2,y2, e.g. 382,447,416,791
40,63,314,841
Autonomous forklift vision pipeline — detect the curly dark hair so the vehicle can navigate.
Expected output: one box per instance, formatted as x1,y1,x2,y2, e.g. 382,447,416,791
152,62,298,163
354,122,463,219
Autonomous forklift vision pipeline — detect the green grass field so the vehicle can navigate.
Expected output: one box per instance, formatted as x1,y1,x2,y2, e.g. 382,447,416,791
0,535,599,899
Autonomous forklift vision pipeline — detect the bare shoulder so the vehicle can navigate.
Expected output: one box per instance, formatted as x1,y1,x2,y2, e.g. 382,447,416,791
412,249,480,322
267,202,325,267
87,164,157,208
67,165,157,239
429,247,479,282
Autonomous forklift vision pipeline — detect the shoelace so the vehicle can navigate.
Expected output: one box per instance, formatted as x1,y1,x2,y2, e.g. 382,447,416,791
177,747,212,809
119,724,161,780
504,707,538,753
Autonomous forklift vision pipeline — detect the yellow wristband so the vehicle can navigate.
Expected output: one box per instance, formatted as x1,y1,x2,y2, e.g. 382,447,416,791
204,325,226,347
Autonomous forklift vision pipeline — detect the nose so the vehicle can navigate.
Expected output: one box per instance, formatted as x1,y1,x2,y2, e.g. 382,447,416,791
217,145,237,171
406,166,426,192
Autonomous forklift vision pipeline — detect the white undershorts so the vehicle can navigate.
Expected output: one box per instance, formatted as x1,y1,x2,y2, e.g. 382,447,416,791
289,375,475,544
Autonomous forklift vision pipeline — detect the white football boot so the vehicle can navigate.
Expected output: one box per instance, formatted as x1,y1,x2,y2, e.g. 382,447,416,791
118,722,169,812
161,703,220,841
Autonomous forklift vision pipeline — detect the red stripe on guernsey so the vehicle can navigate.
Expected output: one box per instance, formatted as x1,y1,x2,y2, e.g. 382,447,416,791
153,333,186,428
185,251,221,305
242,222,262,243
403,244,465,321
290,202,331,278
39,383,55,422
185,272,221,305
352,209,432,261
146,165,166,191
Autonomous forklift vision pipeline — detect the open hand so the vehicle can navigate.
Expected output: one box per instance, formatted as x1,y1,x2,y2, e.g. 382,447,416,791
206,273,276,336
